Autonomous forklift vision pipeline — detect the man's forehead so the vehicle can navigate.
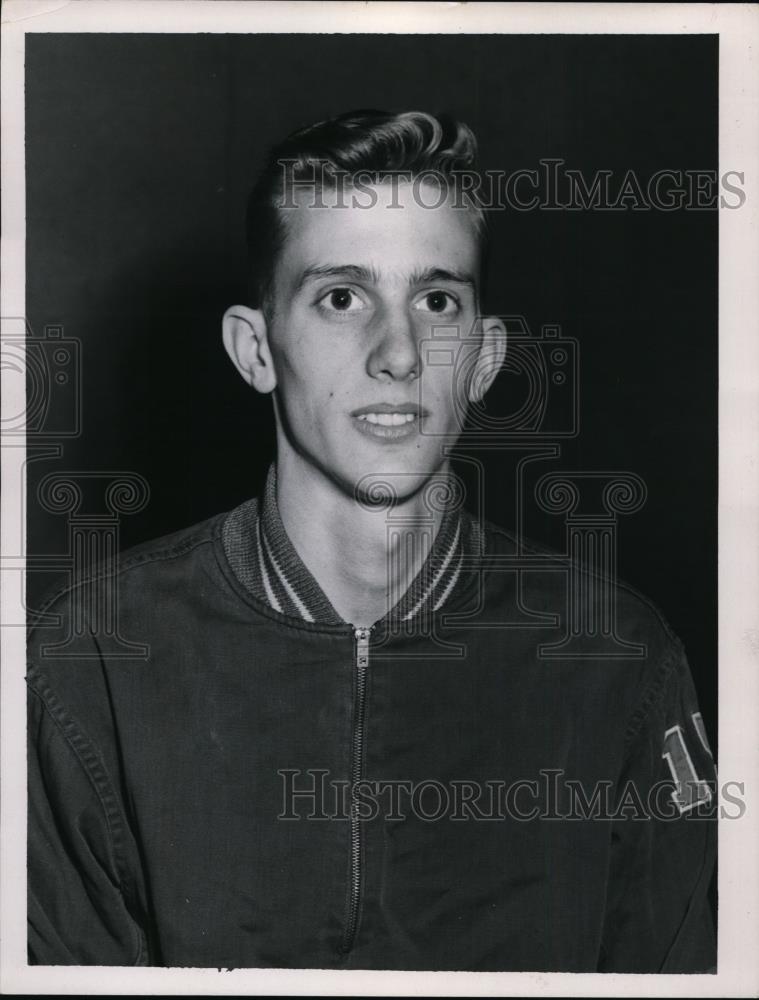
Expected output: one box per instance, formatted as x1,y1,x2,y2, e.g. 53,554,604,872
279,179,480,277
285,177,476,227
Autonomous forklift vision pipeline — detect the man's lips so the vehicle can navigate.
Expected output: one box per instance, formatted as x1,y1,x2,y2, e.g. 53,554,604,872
351,402,427,418
350,402,428,438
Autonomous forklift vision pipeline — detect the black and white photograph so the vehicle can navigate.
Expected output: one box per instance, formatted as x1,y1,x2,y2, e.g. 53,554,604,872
1,1,758,995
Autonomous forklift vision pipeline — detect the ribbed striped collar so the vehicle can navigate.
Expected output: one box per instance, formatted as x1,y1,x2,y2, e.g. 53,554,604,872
222,464,477,628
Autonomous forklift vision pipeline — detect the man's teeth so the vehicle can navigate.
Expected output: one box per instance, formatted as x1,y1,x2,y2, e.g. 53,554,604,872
358,412,417,426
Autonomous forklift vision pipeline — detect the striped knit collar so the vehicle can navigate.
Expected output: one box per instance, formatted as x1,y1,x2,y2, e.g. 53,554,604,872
222,464,473,628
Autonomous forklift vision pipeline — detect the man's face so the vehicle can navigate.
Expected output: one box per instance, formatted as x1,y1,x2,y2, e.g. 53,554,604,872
249,181,497,501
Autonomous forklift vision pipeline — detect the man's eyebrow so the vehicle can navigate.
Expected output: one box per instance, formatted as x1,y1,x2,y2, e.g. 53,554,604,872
295,263,379,292
294,263,477,293
409,266,477,289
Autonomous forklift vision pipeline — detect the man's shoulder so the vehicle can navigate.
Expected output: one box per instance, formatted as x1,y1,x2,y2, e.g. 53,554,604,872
29,508,233,634
24,505,254,731
467,512,695,743
116,510,227,570
468,510,684,657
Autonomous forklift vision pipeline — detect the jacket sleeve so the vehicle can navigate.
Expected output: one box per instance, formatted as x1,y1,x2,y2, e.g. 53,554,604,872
27,664,149,965
598,641,717,973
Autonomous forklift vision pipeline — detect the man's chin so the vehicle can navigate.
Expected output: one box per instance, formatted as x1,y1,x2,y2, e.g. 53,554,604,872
338,459,454,511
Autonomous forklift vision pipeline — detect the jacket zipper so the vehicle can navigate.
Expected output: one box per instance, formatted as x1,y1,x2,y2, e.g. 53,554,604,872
340,624,372,954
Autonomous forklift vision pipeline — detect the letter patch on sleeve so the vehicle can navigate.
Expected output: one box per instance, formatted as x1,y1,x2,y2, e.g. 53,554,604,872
662,718,713,814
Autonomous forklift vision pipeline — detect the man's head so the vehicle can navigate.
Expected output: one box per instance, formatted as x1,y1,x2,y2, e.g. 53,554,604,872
243,109,489,317
223,109,506,503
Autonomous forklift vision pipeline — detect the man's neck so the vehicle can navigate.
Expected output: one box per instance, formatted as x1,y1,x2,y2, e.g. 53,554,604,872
275,453,447,628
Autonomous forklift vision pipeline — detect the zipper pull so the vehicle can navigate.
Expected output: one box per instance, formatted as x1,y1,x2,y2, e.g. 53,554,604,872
354,626,371,668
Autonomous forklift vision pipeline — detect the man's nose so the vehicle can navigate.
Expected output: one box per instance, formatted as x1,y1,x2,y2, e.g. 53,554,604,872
366,306,421,382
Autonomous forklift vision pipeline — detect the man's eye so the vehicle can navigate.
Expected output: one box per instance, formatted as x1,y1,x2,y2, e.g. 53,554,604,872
415,290,459,314
319,288,365,313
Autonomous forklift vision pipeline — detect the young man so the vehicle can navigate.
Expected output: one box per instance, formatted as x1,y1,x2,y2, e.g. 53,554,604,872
27,110,717,971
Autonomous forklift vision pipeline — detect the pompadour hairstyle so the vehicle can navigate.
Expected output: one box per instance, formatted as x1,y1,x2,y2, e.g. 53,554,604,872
245,109,488,314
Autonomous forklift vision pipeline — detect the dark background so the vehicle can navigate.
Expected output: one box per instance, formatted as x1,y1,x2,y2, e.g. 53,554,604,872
25,34,718,748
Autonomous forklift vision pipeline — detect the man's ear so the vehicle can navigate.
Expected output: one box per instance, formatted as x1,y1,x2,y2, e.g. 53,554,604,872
222,305,277,394
468,315,506,404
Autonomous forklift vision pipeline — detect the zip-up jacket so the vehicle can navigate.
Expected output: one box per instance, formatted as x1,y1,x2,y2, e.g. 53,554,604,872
26,467,717,971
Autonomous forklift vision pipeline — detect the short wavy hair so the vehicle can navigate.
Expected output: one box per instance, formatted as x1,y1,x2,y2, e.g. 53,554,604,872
246,109,488,314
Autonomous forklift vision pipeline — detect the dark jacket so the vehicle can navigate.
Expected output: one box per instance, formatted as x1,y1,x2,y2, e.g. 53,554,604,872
27,473,716,971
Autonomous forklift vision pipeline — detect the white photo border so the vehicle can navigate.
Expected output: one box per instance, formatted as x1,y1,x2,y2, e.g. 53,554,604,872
2,1,757,995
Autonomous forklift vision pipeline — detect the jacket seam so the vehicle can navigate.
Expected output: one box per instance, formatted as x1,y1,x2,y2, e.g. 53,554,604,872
27,664,146,965
622,640,683,747
488,523,682,639
31,524,223,627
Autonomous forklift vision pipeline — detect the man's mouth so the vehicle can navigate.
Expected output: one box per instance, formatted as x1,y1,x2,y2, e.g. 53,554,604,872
356,412,416,427
350,403,427,440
